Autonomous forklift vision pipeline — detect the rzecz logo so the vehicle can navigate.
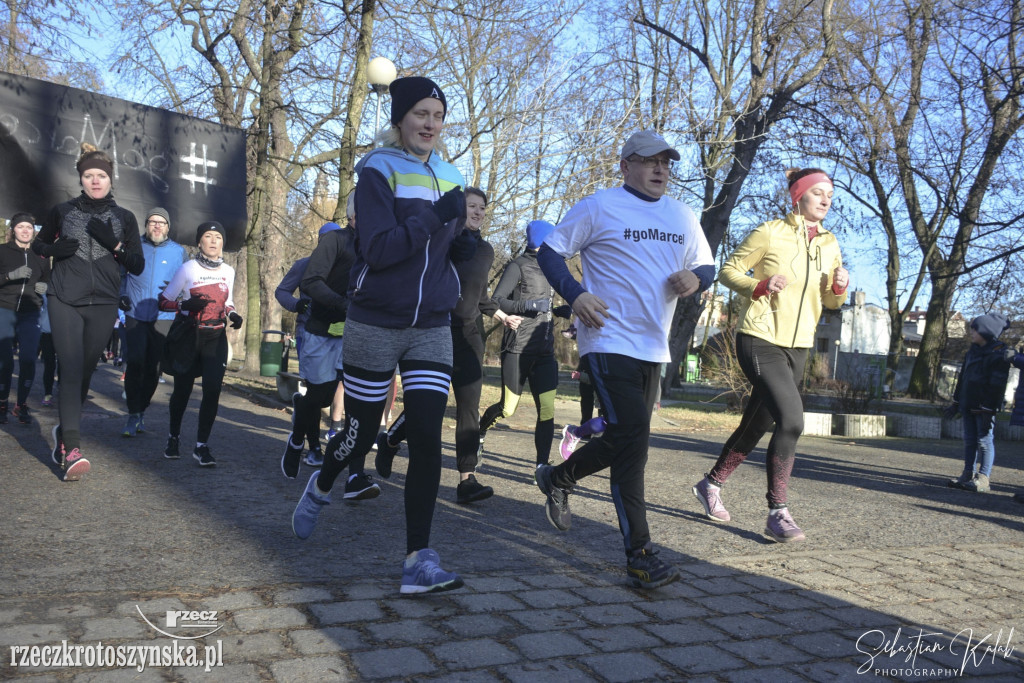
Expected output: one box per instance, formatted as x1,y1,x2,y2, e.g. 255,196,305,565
135,607,224,639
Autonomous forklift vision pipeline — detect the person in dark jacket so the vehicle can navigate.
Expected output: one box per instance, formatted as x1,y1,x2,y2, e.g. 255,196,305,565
291,76,473,595
0,213,50,425
945,313,1012,493
375,186,521,504
32,143,145,481
280,221,377,494
479,220,571,473
120,207,187,437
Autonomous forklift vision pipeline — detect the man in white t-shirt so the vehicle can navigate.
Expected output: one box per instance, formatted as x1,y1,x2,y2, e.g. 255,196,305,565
536,129,715,589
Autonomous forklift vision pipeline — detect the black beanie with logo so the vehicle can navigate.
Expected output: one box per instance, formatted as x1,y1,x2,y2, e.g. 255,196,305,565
389,77,447,125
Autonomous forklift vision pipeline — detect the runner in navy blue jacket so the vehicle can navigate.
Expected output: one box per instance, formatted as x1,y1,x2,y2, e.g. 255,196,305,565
291,77,475,595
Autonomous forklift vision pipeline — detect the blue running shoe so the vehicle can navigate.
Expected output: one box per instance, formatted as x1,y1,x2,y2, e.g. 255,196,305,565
303,447,324,468
122,413,142,437
400,548,464,595
292,471,330,539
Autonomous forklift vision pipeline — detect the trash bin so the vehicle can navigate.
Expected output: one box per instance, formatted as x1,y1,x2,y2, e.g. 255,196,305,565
260,330,285,377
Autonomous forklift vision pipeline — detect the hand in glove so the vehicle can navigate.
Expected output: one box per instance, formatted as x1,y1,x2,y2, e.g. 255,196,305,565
228,311,244,329
5,265,32,281
295,299,310,315
37,239,80,259
942,403,959,419
34,282,47,296
430,187,465,225
119,295,132,312
523,298,550,313
179,295,211,313
553,304,572,319
449,229,477,262
86,216,120,253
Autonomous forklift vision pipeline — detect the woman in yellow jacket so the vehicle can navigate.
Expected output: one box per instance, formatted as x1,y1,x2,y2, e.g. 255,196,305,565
692,167,849,542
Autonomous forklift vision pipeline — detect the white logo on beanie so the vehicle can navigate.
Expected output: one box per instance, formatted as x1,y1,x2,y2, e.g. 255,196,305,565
431,87,440,99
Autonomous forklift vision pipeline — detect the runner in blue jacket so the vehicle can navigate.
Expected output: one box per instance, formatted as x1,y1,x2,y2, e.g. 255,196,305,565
120,207,187,436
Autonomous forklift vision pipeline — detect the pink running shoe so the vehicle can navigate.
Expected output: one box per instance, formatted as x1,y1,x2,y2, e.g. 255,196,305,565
63,449,91,482
692,477,731,522
764,507,805,542
559,425,581,460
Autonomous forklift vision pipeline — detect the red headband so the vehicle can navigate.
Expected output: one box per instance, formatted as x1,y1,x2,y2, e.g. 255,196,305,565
789,172,832,206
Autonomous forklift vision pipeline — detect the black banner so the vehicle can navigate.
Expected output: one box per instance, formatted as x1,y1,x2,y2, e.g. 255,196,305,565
0,71,247,250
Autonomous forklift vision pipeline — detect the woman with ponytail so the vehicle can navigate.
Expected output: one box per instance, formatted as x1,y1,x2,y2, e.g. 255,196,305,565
692,167,849,542
33,143,144,481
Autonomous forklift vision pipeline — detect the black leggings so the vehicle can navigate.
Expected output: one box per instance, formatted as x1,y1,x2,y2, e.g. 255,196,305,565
293,379,367,474
38,333,57,396
548,353,660,555
47,297,118,450
708,334,808,507
168,328,227,444
124,317,171,414
384,325,486,473
480,351,559,466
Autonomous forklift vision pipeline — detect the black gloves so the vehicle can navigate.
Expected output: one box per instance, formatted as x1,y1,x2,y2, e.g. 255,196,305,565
431,187,466,225
228,311,243,329
523,298,550,313
942,403,959,419
553,304,572,319
450,229,477,262
37,239,79,259
295,299,310,315
179,295,210,312
5,265,31,281
119,295,132,312
86,216,120,253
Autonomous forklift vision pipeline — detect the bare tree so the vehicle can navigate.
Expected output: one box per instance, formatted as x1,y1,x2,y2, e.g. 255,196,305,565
631,0,839,392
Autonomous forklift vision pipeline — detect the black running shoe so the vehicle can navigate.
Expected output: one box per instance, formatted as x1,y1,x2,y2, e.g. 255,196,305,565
535,464,571,531
193,444,216,467
0,400,7,424
164,435,180,459
374,432,399,479
51,424,64,465
281,434,303,479
456,474,494,505
626,546,680,589
14,404,30,425
343,472,380,501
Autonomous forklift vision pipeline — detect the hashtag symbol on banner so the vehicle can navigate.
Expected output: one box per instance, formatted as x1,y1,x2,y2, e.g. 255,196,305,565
623,228,631,240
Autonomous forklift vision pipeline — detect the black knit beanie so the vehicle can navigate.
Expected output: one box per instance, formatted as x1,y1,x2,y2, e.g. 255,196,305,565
195,221,227,245
389,77,447,125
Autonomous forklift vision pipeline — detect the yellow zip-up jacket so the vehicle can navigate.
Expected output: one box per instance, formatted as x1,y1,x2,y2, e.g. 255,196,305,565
720,212,847,349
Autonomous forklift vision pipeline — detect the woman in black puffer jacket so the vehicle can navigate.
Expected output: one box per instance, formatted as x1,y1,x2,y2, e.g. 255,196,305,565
32,143,144,481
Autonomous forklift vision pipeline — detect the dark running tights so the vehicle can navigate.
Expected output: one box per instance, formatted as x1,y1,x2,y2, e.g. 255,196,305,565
293,379,366,474
168,329,227,444
317,360,450,554
708,334,808,507
47,297,118,450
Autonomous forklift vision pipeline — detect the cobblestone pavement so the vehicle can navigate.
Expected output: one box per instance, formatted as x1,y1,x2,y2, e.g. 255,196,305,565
2,364,1023,681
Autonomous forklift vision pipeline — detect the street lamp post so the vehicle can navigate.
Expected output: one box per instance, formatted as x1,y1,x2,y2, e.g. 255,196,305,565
367,57,397,144
833,339,841,380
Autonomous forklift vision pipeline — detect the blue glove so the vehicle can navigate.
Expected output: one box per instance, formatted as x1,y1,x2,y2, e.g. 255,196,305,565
553,304,572,319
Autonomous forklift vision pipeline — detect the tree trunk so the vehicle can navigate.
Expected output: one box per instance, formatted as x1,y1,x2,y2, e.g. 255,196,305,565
335,0,376,215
